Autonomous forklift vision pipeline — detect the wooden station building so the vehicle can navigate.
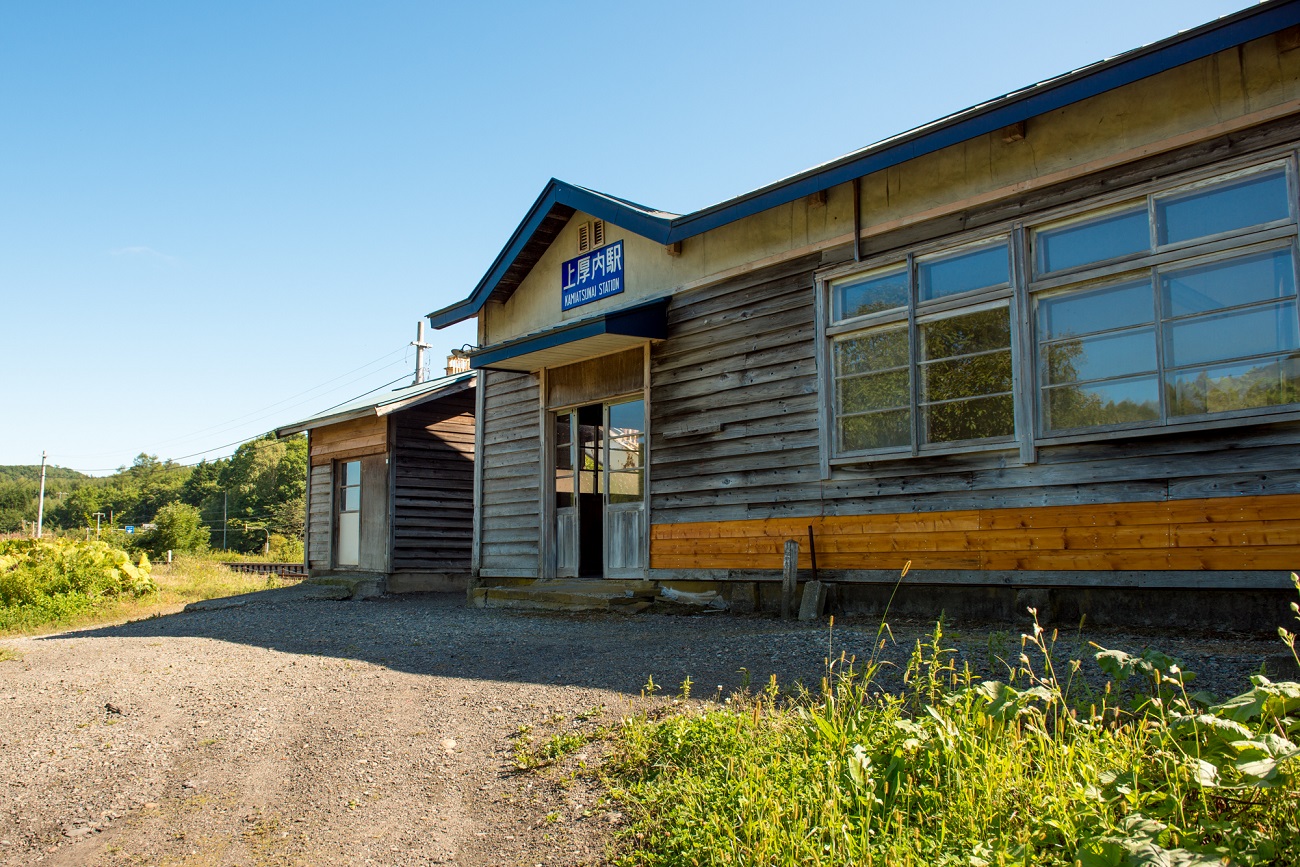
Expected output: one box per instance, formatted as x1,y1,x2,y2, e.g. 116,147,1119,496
276,370,476,594
430,2,1300,627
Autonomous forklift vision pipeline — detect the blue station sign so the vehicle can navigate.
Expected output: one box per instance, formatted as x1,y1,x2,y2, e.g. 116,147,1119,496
561,240,624,311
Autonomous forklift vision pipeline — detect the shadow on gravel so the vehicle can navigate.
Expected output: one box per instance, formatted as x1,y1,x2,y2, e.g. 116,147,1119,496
34,589,857,698
36,588,1297,698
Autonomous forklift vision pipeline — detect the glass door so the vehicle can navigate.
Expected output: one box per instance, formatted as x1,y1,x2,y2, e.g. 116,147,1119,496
604,399,646,576
551,398,646,578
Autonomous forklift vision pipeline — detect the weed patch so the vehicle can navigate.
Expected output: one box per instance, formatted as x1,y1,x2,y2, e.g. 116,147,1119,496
602,582,1300,866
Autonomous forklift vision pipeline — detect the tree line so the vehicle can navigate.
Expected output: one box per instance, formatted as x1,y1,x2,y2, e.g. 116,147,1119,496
0,434,307,557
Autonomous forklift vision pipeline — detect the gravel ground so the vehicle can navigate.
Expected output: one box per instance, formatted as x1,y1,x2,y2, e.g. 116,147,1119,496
1,587,1296,866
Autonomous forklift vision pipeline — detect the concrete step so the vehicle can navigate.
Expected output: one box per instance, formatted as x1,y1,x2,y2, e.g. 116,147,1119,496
308,575,384,600
470,579,657,614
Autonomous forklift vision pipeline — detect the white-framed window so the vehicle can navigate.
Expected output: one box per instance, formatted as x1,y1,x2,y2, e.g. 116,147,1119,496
820,155,1300,463
827,236,1018,458
336,460,361,567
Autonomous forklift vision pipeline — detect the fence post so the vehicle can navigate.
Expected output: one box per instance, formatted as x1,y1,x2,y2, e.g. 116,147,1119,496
782,539,799,619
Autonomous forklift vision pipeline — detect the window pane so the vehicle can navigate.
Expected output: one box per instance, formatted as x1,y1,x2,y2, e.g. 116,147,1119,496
1164,301,1299,368
1156,169,1291,245
1044,377,1161,432
1035,207,1150,274
609,434,644,472
833,267,908,319
923,307,1010,360
344,460,360,486
1167,355,1300,416
343,487,361,512
835,328,908,376
555,413,572,471
841,409,911,451
1037,279,1153,340
839,370,910,413
923,394,1014,444
555,470,574,508
608,470,644,504
918,242,1008,301
1161,248,1296,318
608,400,644,435
922,351,1012,403
1042,328,1157,385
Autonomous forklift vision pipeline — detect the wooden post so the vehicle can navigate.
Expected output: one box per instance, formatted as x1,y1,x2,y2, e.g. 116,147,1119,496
782,539,799,619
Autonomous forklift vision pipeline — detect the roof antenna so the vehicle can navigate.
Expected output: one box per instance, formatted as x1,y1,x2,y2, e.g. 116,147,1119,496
412,320,432,384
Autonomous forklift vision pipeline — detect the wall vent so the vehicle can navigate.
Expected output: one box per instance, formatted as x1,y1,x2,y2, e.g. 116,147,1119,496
577,219,606,253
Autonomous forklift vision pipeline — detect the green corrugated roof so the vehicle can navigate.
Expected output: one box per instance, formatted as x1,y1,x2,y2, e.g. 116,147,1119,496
275,370,475,437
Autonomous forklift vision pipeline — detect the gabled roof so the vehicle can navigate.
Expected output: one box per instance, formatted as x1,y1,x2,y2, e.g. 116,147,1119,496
274,370,475,437
428,0,1300,329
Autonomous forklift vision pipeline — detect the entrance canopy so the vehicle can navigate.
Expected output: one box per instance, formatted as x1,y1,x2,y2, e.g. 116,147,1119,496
468,297,669,372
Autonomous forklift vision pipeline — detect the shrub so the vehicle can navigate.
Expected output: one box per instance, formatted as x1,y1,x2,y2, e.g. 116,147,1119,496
138,502,209,558
0,538,155,630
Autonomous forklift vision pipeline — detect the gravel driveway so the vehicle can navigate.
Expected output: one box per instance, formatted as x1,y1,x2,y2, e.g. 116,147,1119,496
1,587,1295,866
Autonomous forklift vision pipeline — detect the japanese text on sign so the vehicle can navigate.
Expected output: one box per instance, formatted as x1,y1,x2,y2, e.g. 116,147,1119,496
561,240,624,311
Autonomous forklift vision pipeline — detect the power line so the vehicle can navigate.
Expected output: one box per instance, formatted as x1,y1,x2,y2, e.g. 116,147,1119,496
61,371,416,474
55,344,414,461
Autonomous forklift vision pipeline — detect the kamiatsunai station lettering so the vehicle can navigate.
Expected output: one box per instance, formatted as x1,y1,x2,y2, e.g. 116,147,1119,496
561,240,624,311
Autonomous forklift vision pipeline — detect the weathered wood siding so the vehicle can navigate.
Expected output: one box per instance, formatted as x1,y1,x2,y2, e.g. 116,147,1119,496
391,391,475,574
478,370,541,578
647,255,1300,583
307,463,331,569
649,255,824,526
309,415,386,466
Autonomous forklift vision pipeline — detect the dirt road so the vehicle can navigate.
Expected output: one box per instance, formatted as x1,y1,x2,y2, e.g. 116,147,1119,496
0,588,1290,866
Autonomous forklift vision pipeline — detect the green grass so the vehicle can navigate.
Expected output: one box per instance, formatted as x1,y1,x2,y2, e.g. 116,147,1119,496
601,597,1300,866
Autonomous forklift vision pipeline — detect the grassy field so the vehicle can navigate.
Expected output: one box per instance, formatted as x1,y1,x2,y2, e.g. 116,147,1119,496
0,549,301,638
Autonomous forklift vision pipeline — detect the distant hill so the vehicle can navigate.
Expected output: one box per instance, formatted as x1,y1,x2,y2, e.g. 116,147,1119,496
0,466,90,485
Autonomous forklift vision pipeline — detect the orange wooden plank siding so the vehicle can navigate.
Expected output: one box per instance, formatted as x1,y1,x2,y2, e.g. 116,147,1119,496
648,493,1300,572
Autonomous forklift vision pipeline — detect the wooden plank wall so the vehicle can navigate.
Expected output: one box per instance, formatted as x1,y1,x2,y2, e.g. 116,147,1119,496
478,370,542,578
650,494,1300,574
647,254,1300,581
307,463,331,569
391,391,476,573
309,415,387,466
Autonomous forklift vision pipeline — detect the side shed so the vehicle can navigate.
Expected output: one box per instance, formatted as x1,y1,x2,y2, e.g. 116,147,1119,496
276,371,476,594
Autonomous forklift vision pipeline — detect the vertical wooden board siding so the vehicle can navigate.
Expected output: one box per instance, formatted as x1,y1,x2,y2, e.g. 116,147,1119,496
391,391,476,573
309,415,387,465
648,493,1300,573
478,370,541,577
649,263,824,524
359,453,389,573
307,464,331,568
546,348,643,409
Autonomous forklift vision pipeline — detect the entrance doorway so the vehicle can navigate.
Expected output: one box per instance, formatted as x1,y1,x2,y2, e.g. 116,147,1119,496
553,398,646,578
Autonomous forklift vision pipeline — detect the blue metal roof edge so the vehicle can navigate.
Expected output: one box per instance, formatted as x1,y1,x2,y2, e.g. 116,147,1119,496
427,182,674,328
468,297,670,369
429,0,1300,330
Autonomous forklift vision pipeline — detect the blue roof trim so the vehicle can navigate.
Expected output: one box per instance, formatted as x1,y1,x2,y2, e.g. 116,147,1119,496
430,0,1300,329
469,298,670,370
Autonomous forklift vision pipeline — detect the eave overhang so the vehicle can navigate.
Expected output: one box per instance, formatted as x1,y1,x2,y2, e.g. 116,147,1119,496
274,372,476,437
428,0,1300,330
468,298,669,372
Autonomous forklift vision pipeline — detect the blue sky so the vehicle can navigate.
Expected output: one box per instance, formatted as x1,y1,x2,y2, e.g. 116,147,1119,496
0,0,1253,472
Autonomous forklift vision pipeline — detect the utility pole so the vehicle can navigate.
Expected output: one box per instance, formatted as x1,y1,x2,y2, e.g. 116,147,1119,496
93,512,105,539
36,451,47,538
222,491,228,551
411,320,432,384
